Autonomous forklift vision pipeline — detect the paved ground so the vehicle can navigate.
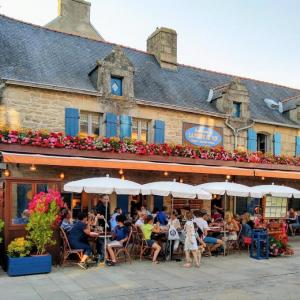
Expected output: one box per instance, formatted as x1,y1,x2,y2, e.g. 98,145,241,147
1,236,300,300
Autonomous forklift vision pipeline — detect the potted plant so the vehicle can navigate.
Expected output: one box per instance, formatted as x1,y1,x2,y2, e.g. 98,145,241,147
7,190,64,276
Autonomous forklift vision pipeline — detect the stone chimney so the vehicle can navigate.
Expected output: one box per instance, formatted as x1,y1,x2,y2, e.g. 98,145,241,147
45,0,104,41
147,27,177,71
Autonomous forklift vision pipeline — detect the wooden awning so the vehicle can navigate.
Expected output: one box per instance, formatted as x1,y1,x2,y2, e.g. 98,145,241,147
2,152,253,176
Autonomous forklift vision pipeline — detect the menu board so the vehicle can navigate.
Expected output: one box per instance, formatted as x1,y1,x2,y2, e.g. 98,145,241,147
264,196,287,218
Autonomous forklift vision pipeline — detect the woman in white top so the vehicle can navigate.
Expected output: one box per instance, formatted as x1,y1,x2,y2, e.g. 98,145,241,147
183,211,200,268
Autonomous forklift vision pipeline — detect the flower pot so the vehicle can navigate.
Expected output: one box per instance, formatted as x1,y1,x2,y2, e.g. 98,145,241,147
7,254,52,276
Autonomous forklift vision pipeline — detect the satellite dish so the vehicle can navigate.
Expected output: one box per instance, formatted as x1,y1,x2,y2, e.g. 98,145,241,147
264,98,283,113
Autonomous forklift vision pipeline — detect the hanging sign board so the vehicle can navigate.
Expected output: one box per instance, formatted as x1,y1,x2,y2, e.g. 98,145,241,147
183,122,223,147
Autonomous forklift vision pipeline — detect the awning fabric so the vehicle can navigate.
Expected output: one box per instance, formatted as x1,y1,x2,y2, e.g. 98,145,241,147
2,152,300,179
2,152,254,176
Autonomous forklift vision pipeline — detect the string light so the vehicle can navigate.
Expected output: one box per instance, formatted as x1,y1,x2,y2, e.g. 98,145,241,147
164,171,169,176
261,176,265,180
4,169,10,177
226,175,231,180
179,177,184,183
119,169,124,175
30,164,36,171
59,172,65,180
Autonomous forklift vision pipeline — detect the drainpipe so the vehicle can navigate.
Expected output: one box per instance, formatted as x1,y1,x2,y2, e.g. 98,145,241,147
225,118,255,150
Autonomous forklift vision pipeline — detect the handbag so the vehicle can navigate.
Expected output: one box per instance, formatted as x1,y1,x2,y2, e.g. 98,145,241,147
168,225,180,240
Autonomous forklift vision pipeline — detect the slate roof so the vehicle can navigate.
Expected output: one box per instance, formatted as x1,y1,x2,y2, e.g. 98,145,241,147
0,14,299,126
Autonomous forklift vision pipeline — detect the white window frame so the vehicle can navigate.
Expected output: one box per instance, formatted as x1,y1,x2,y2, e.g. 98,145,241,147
80,111,103,136
132,118,151,142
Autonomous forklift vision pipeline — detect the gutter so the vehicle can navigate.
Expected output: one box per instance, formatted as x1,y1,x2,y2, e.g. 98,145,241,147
4,79,102,97
225,118,255,149
135,98,226,118
252,118,300,129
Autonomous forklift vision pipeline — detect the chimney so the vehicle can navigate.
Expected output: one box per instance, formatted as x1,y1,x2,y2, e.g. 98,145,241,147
147,27,177,71
45,0,104,41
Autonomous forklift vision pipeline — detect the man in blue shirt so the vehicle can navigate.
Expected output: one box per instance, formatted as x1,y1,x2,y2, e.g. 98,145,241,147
157,206,168,225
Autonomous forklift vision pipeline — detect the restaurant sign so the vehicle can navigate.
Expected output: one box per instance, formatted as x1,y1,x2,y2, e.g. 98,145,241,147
183,123,223,147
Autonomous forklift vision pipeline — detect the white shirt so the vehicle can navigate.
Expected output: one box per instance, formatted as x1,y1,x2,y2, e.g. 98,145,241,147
135,219,144,226
193,217,209,238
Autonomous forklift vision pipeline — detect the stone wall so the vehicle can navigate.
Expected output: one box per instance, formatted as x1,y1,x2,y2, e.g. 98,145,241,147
1,85,299,156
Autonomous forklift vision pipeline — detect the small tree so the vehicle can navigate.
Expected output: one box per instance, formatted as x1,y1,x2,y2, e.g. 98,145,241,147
26,191,64,255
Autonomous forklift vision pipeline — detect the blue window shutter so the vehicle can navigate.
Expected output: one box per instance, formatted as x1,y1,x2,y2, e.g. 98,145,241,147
247,128,257,152
154,120,165,144
295,136,300,156
273,133,281,156
65,108,79,136
120,115,132,139
154,195,164,211
105,112,118,138
117,195,129,214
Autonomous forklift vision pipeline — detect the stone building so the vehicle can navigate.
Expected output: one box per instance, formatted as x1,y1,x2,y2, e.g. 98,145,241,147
0,0,300,246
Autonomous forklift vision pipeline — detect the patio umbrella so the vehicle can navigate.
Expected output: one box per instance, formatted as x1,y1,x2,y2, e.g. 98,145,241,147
64,176,142,263
250,184,300,199
197,181,251,198
141,181,212,200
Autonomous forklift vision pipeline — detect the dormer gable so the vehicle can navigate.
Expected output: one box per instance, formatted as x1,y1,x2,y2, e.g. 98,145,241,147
89,46,135,99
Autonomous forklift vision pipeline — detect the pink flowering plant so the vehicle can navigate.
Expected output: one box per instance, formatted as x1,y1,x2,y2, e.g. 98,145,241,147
26,190,64,255
0,128,300,166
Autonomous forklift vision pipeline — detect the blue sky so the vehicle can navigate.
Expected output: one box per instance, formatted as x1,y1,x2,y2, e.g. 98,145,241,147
0,0,299,89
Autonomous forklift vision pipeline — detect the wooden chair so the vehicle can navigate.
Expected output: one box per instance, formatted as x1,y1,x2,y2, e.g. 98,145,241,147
114,226,133,264
59,227,84,266
137,226,153,261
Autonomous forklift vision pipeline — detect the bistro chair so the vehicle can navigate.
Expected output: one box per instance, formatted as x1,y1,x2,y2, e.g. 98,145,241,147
137,226,154,261
59,227,84,266
226,226,243,255
114,226,133,264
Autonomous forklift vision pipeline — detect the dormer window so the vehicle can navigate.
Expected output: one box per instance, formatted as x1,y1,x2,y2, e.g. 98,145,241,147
232,102,241,118
111,76,123,96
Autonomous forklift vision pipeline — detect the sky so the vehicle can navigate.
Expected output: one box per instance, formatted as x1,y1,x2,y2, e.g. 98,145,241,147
0,0,299,89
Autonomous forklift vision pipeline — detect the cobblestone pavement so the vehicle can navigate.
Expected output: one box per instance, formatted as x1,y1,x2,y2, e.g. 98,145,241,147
0,236,299,300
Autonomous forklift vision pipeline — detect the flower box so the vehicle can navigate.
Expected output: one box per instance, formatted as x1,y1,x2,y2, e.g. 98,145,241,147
7,254,52,276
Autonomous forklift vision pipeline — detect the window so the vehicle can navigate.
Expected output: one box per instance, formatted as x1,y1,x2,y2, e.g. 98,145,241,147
111,76,123,96
10,182,60,225
257,133,268,153
232,102,241,118
131,118,150,142
80,111,102,136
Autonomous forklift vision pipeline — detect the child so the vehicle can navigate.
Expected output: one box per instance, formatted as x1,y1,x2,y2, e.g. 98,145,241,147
141,215,161,264
183,211,200,268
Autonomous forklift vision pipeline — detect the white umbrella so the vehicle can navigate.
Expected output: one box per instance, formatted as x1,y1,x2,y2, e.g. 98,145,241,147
64,176,141,195
250,184,300,198
197,181,251,197
64,176,141,264
141,181,211,200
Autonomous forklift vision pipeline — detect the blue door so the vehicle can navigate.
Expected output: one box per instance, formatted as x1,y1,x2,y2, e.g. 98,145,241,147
117,195,129,215
153,195,164,211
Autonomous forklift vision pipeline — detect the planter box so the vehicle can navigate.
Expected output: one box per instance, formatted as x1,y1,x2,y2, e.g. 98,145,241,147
7,254,52,276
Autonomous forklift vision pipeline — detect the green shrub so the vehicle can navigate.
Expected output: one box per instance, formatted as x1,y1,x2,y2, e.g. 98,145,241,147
0,219,4,243
7,237,31,258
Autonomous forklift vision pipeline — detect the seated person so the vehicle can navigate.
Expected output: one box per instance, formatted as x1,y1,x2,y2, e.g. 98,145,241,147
141,215,162,264
68,211,99,269
157,206,168,226
194,211,223,253
135,212,147,227
60,208,73,233
13,209,30,224
286,208,298,235
211,209,222,222
106,215,129,266
110,207,123,231
224,211,240,241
